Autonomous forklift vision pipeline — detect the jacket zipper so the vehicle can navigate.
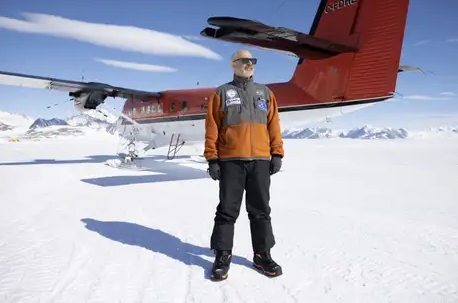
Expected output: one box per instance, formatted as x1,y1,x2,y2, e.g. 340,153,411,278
243,82,253,158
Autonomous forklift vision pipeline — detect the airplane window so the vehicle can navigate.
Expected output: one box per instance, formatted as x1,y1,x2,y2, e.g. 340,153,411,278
170,102,175,111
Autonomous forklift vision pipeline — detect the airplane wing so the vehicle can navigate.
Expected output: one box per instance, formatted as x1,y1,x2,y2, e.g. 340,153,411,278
0,70,161,111
200,16,358,59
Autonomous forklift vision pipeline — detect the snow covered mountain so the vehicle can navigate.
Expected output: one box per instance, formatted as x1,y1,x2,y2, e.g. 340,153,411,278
282,127,335,139
426,126,458,133
28,109,118,130
0,109,119,139
0,122,13,131
0,110,36,138
26,110,119,138
65,112,118,134
2,108,458,141
0,110,35,130
339,126,409,139
29,118,68,129
281,125,458,139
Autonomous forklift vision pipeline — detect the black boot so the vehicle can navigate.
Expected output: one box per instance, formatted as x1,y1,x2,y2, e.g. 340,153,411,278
253,251,282,277
210,250,232,281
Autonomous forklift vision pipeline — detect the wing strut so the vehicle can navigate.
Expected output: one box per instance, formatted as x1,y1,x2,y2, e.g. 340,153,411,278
167,133,185,160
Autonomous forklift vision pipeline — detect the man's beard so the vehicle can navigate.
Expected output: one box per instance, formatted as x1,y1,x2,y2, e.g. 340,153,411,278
238,67,253,78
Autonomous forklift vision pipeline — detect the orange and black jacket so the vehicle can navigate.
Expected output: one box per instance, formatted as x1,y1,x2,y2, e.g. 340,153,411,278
204,76,284,162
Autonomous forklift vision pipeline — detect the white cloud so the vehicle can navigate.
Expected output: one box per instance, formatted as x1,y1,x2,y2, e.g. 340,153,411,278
95,58,177,72
0,12,222,60
446,38,458,43
402,95,451,101
403,112,458,128
413,40,429,46
440,91,456,96
413,113,458,119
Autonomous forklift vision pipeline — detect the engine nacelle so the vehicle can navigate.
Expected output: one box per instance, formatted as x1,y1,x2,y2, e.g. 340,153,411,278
71,90,109,112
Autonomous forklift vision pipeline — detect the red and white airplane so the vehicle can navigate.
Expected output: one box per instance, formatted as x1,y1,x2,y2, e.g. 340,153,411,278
0,0,417,159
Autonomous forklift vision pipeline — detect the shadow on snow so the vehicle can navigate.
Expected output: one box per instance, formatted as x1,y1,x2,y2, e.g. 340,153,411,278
80,155,209,186
0,154,209,186
81,218,253,280
0,155,118,165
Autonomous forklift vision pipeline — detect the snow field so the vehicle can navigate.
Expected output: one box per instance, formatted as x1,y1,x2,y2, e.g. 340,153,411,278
0,136,457,302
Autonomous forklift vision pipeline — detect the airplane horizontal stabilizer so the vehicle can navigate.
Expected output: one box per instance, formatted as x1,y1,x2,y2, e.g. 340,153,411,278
200,16,358,59
398,65,434,74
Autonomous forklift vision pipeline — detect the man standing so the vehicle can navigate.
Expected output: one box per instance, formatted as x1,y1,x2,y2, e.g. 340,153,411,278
204,49,284,281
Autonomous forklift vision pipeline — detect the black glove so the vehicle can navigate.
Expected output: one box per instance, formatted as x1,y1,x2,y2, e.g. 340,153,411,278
207,159,220,180
270,155,282,175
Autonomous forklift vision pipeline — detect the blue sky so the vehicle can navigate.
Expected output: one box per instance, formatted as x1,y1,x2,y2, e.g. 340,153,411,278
0,0,457,129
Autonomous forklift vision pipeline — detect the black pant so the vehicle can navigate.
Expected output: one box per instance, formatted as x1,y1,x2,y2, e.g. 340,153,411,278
210,159,275,253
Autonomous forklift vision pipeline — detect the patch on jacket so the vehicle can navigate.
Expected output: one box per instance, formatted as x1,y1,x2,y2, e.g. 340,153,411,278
257,99,268,111
226,89,237,98
226,97,241,106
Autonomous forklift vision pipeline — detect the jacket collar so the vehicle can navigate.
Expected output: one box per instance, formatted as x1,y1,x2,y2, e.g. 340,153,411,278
232,74,253,87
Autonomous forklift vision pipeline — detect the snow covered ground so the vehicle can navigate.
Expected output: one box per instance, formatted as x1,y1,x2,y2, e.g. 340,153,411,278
1,131,458,302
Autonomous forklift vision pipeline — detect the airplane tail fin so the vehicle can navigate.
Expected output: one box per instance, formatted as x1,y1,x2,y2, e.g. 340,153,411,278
291,0,410,102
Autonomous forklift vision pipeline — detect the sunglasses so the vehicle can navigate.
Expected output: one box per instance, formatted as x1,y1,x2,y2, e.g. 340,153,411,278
233,57,257,64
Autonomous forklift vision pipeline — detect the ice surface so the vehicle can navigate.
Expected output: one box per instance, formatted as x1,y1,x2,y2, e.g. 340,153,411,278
0,133,458,302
